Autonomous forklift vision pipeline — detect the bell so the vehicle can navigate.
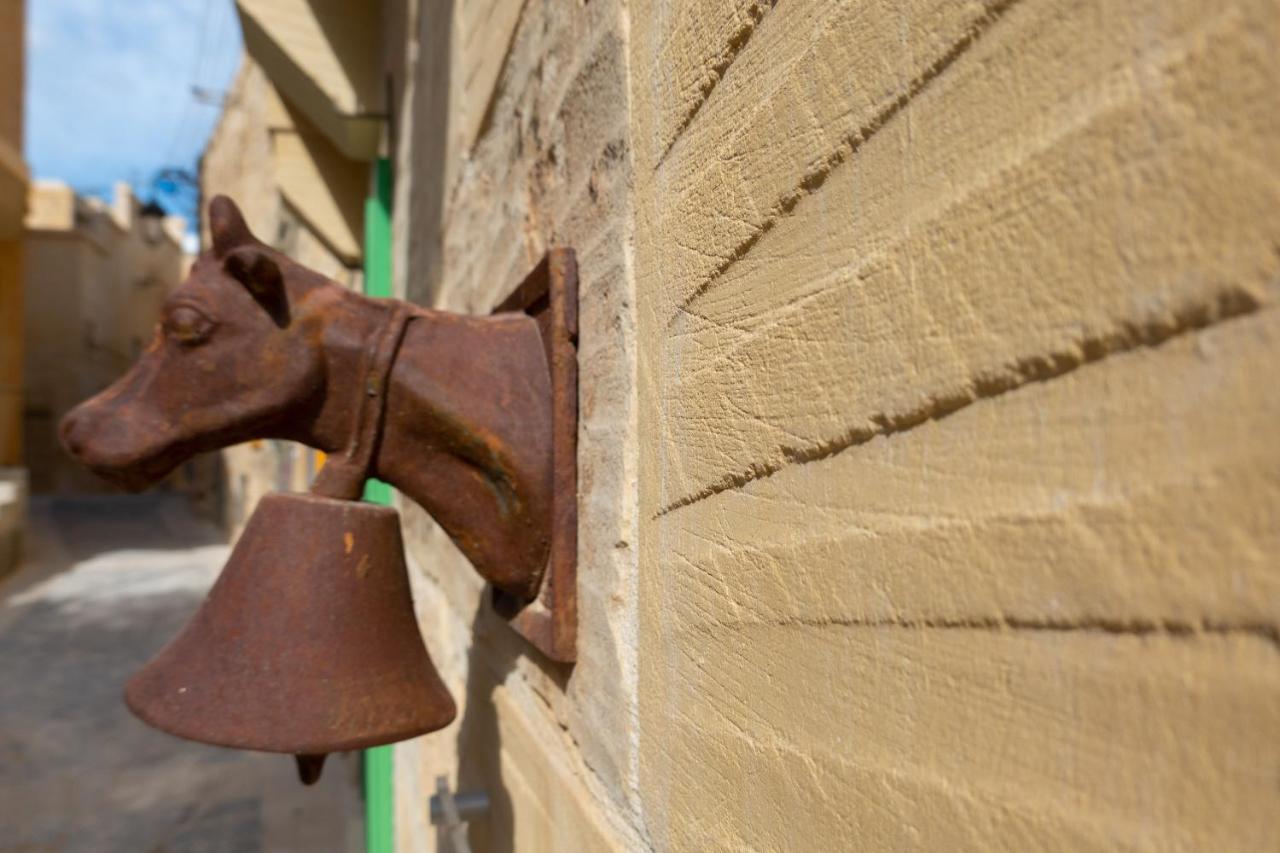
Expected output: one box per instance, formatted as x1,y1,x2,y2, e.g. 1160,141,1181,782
125,492,456,784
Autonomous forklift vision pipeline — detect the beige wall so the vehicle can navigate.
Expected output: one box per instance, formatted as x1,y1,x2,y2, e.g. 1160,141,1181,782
201,60,282,252
200,55,361,293
195,1,1280,849
632,0,1280,850
235,0,384,161
392,1,644,850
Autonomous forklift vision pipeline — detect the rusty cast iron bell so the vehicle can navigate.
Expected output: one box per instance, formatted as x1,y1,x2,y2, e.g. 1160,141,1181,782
127,493,456,784
124,281,455,785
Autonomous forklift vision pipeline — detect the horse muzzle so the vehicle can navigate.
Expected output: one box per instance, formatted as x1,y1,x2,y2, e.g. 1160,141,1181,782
59,404,181,491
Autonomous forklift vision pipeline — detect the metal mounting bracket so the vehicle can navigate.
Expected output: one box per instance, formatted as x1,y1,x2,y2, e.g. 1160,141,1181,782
491,249,578,663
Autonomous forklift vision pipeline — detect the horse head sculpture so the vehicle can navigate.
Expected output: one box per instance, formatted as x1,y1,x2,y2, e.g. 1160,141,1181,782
60,195,553,600
55,195,578,784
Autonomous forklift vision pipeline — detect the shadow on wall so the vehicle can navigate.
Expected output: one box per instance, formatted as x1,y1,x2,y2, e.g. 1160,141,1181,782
308,0,381,121
452,602,571,853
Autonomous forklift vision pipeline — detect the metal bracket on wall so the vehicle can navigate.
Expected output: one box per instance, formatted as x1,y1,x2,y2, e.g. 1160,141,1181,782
491,249,579,663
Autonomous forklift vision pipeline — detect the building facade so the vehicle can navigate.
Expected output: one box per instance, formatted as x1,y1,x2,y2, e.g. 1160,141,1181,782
218,1,1280,850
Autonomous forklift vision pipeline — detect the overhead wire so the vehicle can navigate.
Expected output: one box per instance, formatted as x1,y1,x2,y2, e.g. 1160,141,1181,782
181,1,241,164
163,0,217,168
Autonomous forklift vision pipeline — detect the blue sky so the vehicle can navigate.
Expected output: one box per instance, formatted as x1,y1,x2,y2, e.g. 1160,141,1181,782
25,0,243,235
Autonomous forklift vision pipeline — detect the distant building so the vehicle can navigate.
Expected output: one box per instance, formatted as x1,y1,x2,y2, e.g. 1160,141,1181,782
21,181,212,504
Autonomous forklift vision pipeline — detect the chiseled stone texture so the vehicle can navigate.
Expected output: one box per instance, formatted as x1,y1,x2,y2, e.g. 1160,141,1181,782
391,0,1279,849
632,0,1280,851
393,1,645,850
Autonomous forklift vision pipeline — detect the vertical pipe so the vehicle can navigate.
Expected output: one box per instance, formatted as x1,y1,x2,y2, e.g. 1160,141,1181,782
363,156,395,853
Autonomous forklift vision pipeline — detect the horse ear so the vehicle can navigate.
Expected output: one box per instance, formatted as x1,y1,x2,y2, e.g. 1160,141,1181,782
224,248,290,328
209,195,256,257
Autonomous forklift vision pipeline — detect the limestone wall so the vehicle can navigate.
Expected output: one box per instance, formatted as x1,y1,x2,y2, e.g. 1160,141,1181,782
631,0,1280,850
213,0,1280,848
392,1,643,849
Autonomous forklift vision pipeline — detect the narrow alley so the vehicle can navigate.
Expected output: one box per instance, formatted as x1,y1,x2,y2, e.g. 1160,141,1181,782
0,494,364,853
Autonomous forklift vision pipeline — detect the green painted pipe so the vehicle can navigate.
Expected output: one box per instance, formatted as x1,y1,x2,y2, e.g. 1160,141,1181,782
362,156,396,853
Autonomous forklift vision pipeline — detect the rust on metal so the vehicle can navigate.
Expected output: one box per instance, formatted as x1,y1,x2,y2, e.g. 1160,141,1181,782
60,195,558,601
56,196,581,780
124,493,457,782
491,251,579,663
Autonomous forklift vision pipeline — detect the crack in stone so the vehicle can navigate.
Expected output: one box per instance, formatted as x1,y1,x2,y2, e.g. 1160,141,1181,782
668,0,1025,325
655,0,778,170
655,287,1263,517
695,614,1280,649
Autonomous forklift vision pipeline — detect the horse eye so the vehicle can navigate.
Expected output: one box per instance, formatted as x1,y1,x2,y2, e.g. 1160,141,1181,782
164,305,215,345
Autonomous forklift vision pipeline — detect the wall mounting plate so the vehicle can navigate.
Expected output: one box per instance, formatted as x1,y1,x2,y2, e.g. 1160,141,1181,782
491,249,578,663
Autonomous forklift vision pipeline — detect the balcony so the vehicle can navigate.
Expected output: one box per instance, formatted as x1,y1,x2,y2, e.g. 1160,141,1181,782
235,0,383,162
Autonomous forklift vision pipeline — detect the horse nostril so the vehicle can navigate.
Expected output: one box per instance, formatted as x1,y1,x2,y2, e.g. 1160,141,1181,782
59,413,85,456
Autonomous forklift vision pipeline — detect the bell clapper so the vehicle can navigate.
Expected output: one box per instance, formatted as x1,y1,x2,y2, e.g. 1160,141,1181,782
295,753,328,785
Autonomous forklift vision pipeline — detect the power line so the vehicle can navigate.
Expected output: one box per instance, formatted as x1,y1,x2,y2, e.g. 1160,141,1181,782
172,1,243,171
163,0,217,166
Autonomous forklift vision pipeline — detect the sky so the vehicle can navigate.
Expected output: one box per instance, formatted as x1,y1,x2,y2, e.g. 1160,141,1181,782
25,0,243,239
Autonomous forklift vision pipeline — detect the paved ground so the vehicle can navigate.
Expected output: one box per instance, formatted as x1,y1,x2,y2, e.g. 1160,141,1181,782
0,495,365,853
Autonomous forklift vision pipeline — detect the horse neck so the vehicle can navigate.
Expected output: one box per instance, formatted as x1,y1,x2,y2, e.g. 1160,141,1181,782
371,307,555,594
298,291,400,454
